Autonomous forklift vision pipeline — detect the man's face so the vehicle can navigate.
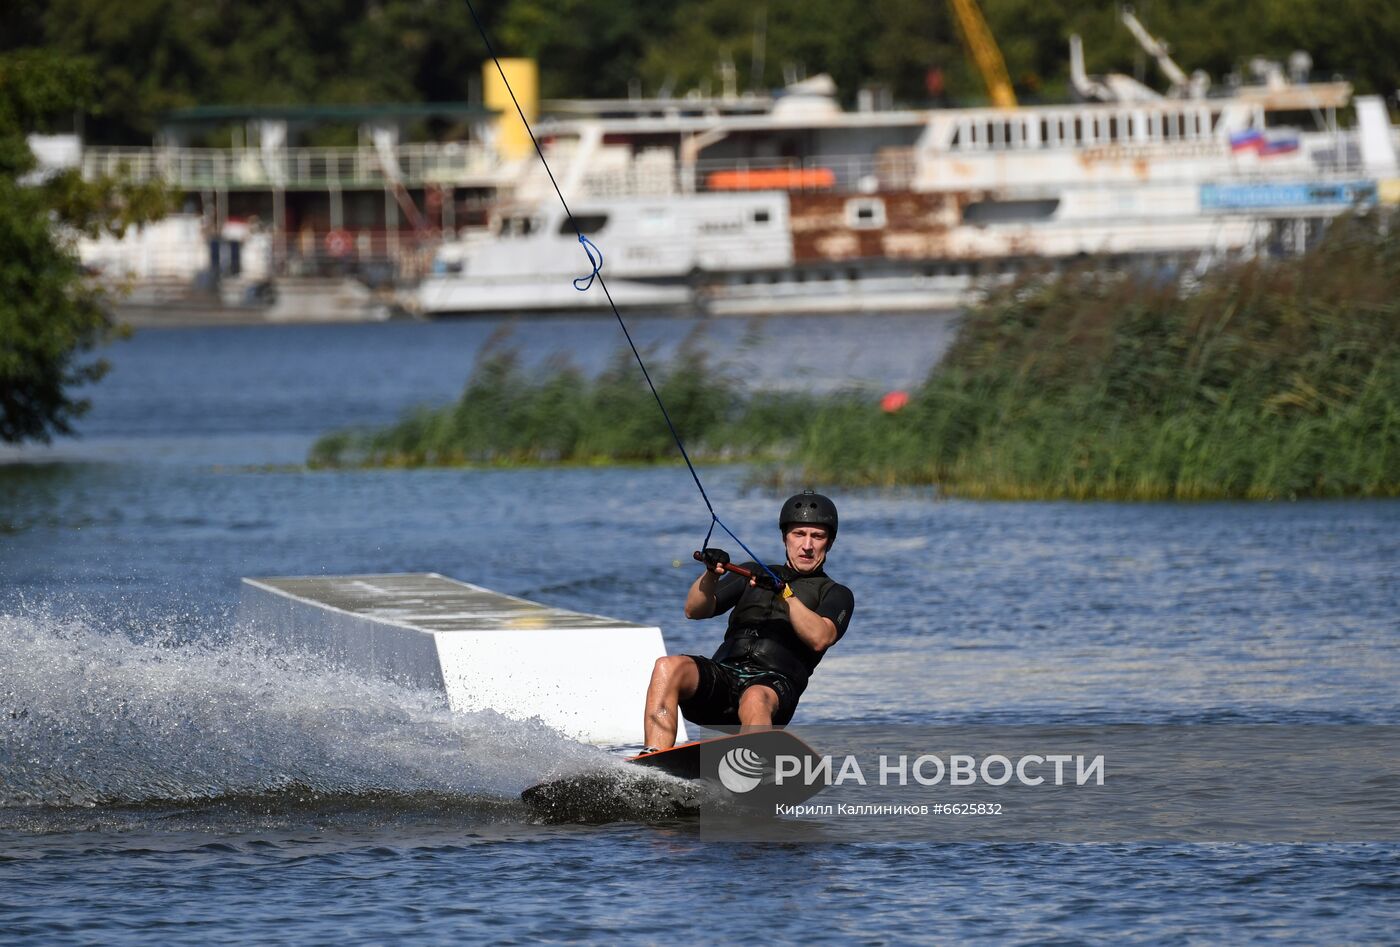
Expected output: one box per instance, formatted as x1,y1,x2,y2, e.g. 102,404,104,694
784,526,830,573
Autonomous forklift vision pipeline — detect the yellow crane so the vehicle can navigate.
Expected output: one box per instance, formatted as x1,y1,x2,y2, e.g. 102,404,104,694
949,0,1018,108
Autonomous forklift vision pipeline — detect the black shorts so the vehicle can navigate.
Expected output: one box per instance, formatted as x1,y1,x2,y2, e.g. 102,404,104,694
678,655,803,727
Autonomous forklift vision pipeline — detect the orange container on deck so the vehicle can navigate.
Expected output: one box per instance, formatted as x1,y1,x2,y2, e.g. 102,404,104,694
706,168,836,191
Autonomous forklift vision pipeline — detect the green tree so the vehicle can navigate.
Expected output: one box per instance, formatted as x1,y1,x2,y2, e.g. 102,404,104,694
8,1,1398,134
0,50,170,444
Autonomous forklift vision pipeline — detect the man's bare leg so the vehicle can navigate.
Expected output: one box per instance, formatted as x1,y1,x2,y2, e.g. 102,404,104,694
737,684,779,731
643,655,700,750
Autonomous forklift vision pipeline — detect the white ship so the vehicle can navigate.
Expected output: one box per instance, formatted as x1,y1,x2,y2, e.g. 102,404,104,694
414,36,1398,317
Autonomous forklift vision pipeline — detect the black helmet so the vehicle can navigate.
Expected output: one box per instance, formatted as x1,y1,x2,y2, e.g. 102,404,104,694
780,490,838,543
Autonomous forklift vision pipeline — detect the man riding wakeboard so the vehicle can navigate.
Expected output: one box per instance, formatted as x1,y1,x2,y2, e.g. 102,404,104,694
642,490,855,751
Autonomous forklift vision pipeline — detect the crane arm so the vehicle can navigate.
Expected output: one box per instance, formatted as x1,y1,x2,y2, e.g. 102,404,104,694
949,0,1018,109
1120,7,1190,93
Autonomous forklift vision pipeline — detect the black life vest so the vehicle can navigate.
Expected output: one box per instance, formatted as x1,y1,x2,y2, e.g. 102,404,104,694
711,564,838,686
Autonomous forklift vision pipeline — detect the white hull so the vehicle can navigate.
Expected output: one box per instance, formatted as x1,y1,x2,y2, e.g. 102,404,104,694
417,274,692,314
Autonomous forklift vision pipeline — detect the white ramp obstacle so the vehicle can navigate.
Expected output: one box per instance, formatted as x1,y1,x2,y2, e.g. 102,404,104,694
238,573,685,746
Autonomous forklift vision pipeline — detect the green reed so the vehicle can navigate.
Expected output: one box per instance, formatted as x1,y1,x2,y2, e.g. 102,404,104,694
309,335,823,469
793,212,1400,499
312,213,1399,500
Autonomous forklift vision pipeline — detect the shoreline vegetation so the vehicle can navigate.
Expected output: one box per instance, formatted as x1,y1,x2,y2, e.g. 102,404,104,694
310,215,1399,500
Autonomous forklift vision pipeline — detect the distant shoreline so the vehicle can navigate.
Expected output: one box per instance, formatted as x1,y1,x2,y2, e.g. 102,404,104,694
310,214,1400,501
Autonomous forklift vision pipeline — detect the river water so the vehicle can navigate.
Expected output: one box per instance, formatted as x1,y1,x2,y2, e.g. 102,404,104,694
2,315,1397,943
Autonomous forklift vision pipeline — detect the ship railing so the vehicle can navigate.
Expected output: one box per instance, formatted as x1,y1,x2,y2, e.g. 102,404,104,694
81,143,503,189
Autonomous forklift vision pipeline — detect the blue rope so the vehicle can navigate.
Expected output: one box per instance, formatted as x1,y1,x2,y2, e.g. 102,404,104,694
462,0,784,589
572,234,602,291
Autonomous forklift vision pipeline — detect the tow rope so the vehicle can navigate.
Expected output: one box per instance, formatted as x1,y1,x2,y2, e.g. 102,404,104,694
462,0,784,587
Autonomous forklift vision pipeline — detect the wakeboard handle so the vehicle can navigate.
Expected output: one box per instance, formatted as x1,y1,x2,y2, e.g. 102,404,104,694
692,550,782,592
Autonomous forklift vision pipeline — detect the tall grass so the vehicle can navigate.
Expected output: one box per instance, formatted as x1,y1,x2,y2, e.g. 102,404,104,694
312,213,1400,500
310,334,822,469
794,213,1400,498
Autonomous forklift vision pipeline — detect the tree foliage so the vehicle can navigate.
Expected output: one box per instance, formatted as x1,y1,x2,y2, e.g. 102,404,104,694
0,50,171,444
2,1,1396,142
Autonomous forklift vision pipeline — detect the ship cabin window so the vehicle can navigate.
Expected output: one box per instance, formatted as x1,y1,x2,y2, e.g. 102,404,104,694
1073,117,1086,145
500,216,539,237
1265,108,1326,132
1108,115,1121,142
752,208,771,224
846,197,887,229
949,125,963,149
559,214,608,236
962,198,1060,224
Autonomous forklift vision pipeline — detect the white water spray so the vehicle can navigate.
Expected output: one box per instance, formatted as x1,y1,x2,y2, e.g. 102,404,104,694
0,610,610,808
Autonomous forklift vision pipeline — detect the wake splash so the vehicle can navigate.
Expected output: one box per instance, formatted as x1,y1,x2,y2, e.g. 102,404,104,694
0,610,610,809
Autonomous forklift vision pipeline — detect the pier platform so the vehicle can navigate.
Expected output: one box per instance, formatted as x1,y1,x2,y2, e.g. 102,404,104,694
238,573,684,746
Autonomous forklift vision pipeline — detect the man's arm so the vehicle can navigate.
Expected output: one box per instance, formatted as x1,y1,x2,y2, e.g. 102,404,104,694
685,567,722,619
685,558,750,619
784,594,839,652
783,583,854,653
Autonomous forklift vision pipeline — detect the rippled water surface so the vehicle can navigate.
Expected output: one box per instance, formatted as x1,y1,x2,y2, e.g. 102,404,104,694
2,316,1398,943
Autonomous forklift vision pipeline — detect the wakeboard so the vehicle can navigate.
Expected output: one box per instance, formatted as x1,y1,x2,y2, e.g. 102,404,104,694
521,729,824,822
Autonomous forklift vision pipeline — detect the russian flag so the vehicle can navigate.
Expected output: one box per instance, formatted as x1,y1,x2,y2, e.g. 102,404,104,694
1230,129,1265,152
1230,129,1300,157
1261,135,1300,155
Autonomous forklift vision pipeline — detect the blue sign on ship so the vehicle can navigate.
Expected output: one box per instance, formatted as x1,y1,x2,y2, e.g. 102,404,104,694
1201,181,1378,211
